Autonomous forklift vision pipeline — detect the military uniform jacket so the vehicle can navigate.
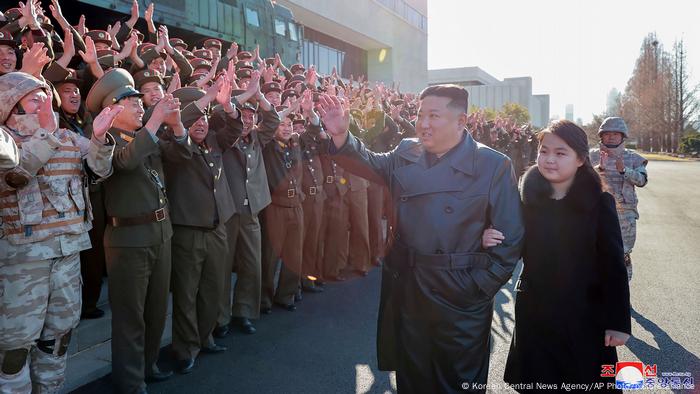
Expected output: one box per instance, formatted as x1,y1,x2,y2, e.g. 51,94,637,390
164,129,235,229
215,108,280,215
298,126,326,203
263,135,304,207
318,138,349,199
102,127,192,248
589,147,648,215
0,124,114,262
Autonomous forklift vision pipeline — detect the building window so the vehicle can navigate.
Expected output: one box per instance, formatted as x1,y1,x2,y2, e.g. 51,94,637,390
245,7,259,27
288,22,298,41
274,18,286,36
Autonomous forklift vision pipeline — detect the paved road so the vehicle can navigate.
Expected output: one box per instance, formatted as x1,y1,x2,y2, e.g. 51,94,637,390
73,160,700,394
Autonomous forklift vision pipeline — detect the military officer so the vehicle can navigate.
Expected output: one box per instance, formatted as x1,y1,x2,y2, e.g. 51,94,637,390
0,71,115,393
589,117,648,281
165,82,237,374
86,68,192,393
214,71,280,334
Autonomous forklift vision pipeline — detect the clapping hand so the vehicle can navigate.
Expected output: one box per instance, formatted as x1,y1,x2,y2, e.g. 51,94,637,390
92,105,124,143
317,94,349,138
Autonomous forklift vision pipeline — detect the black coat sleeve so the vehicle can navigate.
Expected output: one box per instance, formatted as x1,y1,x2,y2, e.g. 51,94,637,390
596,192,632,334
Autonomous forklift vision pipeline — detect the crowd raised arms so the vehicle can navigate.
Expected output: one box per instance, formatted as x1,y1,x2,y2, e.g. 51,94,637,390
0,0,646,393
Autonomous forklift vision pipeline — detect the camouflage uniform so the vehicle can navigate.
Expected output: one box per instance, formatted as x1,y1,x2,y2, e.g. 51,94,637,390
0,72,114,394
590,117,648,281
0,128,19,169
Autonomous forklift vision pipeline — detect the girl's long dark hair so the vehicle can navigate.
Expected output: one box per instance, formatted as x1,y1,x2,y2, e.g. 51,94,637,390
535,119,605,192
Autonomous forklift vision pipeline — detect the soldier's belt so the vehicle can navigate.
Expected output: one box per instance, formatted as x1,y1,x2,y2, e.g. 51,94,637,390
308,186,317,196
109,207,168,227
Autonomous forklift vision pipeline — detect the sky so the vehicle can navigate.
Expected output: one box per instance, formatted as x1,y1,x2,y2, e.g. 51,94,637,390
427,0,700,123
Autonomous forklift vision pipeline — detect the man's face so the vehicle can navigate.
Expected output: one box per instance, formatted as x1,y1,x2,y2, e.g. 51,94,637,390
265,91,281,107
0,45,17,73
275,118,293,141
57,83,81,115
95,42,111,51
241,108,257,135
17,89,48,114
113,96,145,131
415,95,465,155
148,57,166,76
188,115,209,144
293,123,305,134
601,132,624,147
140,81,164,108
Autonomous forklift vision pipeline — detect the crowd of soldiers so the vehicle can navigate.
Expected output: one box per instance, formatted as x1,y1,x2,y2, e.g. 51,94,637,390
0,1,428,393
0,1,649,394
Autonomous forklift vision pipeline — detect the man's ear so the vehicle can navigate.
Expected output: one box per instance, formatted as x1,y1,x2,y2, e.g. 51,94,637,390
457,111,468,130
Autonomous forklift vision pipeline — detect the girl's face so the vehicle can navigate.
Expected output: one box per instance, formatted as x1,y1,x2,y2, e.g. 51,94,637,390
537,133,584,185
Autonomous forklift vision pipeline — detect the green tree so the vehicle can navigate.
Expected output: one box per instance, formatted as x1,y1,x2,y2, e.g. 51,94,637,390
499,102,530,125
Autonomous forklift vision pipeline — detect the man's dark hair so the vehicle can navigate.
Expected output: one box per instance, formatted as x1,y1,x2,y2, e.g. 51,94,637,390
419,84,469,113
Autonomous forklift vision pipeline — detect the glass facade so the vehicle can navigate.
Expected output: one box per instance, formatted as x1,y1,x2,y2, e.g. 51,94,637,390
301,27,367,79
374,0,427,31
244,6,259,27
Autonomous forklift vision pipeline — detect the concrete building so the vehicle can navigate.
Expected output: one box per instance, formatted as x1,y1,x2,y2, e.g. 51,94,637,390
428,67,551,128
278,0,428,93
566,104,574,121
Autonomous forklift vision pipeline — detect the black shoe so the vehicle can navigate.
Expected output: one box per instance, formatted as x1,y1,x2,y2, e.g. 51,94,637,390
260,307,272,315
81,307,105,320
145,369,173,382
201,344,227,354
212,324,229,339
232,317,256,334
175,358,194,374
274,302,296,312
355,269,369,277
302,285,324,293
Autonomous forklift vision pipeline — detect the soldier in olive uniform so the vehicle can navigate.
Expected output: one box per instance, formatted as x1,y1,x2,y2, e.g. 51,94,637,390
86,68,192,393
164,84,238,374
259,106,308,311
589,117,648,281
215,71,280,334
0,72,114,394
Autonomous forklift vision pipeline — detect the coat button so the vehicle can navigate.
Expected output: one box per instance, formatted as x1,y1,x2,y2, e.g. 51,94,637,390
400,197,407,202
444,206,453,214
209,163,214,167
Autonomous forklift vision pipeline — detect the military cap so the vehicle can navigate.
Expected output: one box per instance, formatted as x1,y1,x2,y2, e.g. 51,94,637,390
598,116,629,137
4,8,22,23
142,48,167,65
192,49,213,61
97,54,117,70
138,43,156,56
237,51,253,61
203,38,222,49
275,105,288,112
52,68,81,87
182,50,195,60
285,80,302,90
350,109,364,121
96,49,118,58
231,89,246,97
172,87,205,105
0,31,17,48
85,30,113,46
235,60,254,70
190,58,212,73
290,63,305,74
290,74,306,84
390,99,405,106
0,72,50,124
134,30,145,42
292,117,306,126
262,81,282,94
281,89,299,104
133,69,164,89
86,68,142,114
40,22,55,33
236,68,252,80
169,38,188,50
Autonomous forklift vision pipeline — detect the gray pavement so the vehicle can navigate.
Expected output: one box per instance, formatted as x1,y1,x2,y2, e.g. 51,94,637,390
71,160,700,394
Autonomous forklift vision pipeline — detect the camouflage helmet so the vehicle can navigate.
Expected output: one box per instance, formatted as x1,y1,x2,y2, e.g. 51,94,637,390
0,72,50,124
598,116,629,138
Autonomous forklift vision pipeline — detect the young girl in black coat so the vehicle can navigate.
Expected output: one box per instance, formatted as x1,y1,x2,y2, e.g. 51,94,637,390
483,120,631,392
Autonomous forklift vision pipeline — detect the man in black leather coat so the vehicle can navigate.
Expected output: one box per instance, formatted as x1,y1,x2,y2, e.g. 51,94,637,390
319,85,524,393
